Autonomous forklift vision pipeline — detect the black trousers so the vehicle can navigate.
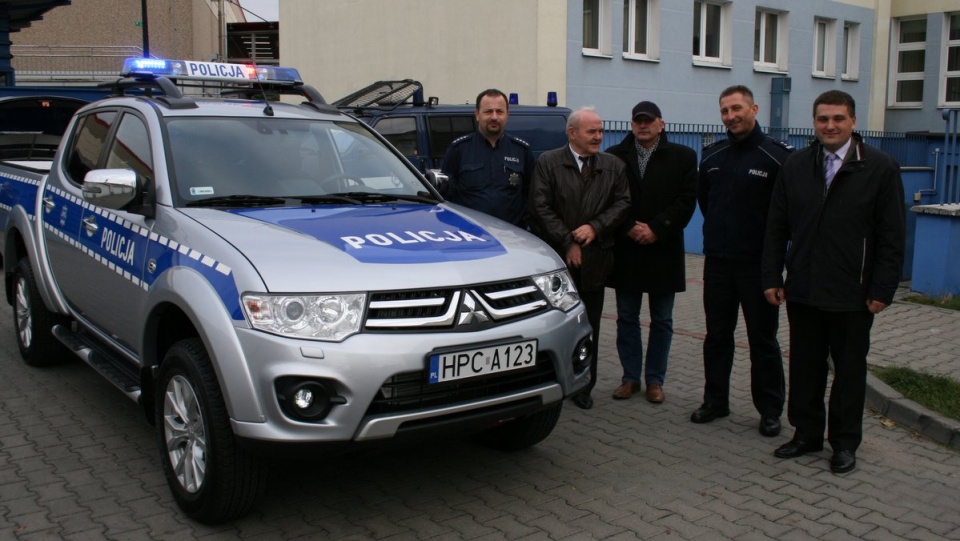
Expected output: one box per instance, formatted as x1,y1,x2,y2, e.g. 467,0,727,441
701,257,784,416
568,265,605,395
785,301,874,452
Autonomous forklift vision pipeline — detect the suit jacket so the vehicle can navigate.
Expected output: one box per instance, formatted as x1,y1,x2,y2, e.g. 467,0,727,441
529,146,631,292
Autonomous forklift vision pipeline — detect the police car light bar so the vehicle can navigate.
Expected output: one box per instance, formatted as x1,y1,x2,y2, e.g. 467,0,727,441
120,58,303,85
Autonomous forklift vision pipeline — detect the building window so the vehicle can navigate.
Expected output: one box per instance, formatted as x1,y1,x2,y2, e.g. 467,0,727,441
693,1,731,66
754,8,788,72
890,17,926,106
813,17,837,78
941,13,960,106
842,22,861,80
623,0,660,60
583,0,612,56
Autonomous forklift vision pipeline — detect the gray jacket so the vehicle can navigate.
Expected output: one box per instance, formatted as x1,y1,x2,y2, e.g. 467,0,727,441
529,146,631,292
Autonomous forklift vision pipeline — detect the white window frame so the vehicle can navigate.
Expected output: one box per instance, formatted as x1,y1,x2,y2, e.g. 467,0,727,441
754,8,789,73
889,17,927,107
939,13,960,107
623,0,661,61
583,0,613,57
693,1,733,68
813,17,837,78
841,22,861,81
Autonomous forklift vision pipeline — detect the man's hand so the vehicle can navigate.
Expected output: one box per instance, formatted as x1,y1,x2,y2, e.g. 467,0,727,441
764,287,786,306
565,243,583,268
572,224,597,246
631,221,657,245
866,299,888,314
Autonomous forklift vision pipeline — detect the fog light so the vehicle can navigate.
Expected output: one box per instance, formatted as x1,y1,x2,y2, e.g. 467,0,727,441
275,378,345,422
572,337,593,373
293,388,314,410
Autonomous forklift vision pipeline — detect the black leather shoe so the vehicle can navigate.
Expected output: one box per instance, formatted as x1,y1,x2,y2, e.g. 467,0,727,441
571,393,594,410
759,416,781,437
774,439,824,458
831,450,856,474
690,403,730,424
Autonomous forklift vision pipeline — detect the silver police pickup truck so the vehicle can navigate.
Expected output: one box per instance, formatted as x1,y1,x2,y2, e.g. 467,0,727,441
0,59,592,523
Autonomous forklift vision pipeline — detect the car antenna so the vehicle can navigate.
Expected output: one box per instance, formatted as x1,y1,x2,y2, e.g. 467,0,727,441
249,59,274,116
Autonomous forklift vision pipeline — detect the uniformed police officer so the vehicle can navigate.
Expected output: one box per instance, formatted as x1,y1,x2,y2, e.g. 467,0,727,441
691,85,794,437
441,89,535,228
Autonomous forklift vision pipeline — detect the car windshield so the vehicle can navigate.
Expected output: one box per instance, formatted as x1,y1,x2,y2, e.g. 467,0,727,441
165,117,428,205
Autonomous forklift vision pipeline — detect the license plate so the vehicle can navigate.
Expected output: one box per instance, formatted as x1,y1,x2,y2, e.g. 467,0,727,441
428,339,538,384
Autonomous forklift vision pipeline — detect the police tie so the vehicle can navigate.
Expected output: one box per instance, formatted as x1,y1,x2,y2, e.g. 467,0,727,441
579,156,591,182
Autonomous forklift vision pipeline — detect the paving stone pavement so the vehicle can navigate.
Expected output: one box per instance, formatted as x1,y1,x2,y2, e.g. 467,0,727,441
1,254,959,540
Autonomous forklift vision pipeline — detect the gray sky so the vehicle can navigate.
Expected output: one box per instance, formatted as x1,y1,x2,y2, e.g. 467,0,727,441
241,0,279,22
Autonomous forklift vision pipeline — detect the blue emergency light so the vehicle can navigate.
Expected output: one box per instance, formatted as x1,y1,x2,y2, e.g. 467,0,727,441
120,58,303,85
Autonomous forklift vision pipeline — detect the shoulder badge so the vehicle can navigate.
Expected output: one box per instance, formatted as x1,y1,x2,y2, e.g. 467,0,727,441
772,139,795,151
450,134,472,146
509,135,531,147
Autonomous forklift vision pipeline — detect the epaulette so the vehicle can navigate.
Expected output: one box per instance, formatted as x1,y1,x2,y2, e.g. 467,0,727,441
770,139,794,151
702,138,727,151
508,134,531,147
450,134,472,146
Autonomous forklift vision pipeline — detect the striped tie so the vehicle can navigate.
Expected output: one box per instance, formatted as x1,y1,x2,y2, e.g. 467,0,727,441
824,153,840,188
579,156,591,181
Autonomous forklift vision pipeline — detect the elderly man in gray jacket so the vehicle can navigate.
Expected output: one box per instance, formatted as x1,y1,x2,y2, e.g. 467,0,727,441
529,107,631,409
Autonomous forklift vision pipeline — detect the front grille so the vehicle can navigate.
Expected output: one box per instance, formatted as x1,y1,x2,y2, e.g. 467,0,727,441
367,354,557,415
364,279,549,331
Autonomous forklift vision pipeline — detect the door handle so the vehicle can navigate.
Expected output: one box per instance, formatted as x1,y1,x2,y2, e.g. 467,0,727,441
82,215,99,235
43,196,56,212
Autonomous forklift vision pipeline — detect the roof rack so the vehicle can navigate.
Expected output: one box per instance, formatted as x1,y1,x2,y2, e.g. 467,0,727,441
333,79,423,110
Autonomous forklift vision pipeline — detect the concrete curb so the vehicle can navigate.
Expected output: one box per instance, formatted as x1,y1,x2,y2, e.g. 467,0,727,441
866,372,960,452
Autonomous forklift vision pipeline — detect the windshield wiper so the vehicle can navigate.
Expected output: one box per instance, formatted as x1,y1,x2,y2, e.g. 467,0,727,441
185,194,287,208
330,192,438,204
296,194,363,205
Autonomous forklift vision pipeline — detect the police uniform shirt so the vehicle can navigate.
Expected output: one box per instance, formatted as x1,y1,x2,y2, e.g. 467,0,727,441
441,131,535,227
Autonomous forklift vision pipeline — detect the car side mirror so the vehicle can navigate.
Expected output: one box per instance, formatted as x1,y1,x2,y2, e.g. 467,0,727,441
425,169,448,196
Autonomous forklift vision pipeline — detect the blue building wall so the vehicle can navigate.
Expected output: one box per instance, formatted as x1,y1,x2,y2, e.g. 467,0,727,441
564,0,876,130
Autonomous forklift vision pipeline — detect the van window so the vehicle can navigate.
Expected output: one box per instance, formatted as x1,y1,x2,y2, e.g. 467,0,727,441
500,115,569,158
427,115,475,162
373,116,418,159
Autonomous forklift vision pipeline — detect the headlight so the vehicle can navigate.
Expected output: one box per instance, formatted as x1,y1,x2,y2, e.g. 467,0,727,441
242,293,366,342
533,270,580,312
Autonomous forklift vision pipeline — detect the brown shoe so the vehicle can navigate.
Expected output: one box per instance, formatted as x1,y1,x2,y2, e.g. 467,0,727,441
645,383,665,403
612,382,641,400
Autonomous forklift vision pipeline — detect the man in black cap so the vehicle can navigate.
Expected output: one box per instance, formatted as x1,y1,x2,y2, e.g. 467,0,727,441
606,101,698,404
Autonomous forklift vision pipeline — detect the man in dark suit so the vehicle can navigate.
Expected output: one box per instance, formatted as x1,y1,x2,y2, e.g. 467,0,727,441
606,101,698,404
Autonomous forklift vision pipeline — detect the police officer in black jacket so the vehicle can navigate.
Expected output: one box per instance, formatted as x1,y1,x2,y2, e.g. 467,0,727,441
691,86,793,437
441,89,535,228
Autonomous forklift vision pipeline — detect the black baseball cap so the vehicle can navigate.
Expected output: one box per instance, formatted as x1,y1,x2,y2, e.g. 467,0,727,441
632,101,662,120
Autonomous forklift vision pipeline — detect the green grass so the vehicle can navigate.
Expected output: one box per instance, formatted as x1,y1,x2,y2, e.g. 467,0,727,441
870,365,960,422
901,294,960,311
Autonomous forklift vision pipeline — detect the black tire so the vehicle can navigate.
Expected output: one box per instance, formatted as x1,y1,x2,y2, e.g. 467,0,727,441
12,258,68,366
155,338,267,523
482,402,563,452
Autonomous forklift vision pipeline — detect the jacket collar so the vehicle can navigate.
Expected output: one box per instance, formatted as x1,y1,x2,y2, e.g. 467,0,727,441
727,122,765,150
812,132,865,165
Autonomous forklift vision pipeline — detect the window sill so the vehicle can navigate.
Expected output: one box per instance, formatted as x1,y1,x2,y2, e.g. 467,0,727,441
811,72,836,80
886,104,923,110
622,53,659,63
582,50,613,59
753,65,788,75
692,59,731,70
841,75,859,82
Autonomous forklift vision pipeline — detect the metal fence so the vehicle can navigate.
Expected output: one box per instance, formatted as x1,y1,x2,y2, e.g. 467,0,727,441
601,121,929,168
10,45,147,82
940,110,960,204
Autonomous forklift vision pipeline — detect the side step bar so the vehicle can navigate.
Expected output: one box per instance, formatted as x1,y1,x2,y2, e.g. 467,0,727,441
52,324,141,401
